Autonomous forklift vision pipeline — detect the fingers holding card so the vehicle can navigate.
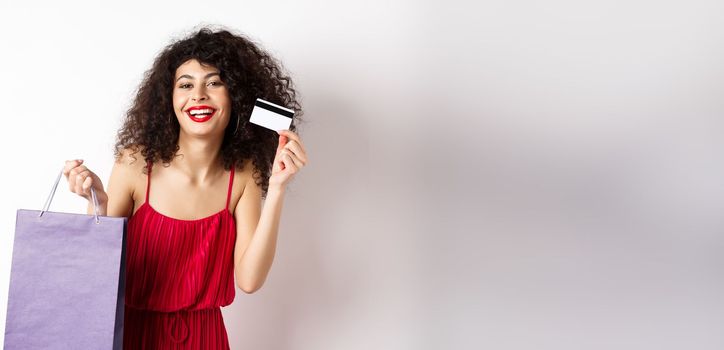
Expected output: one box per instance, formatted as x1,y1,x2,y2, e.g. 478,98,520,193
248,98,308,188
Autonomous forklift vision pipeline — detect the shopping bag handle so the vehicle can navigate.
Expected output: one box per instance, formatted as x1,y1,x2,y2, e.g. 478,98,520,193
38,167,101,224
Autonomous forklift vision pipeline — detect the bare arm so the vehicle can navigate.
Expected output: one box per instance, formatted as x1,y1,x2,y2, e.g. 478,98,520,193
232,129,308,294
232,172,285,294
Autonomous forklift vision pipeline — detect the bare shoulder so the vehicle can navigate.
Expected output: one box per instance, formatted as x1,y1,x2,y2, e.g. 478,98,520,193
237,158,261,188
230,159,261,211
106,146,147,217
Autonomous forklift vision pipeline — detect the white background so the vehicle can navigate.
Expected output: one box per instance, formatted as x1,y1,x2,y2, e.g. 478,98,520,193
1,0,723,349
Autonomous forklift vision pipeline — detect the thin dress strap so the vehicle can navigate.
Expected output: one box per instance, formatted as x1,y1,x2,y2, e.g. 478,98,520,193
145,160,152,203
225,166,235,210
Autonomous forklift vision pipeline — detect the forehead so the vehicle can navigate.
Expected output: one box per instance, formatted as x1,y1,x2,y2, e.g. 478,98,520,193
174,59,219,78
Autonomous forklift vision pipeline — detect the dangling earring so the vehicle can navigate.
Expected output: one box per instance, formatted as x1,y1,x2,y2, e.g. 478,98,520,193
234,115,241,135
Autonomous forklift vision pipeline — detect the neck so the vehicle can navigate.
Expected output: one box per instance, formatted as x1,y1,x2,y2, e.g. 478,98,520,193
174,131,225,184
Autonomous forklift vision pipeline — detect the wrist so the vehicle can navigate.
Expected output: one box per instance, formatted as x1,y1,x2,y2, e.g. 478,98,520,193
267,184,286,195
88,191,108,205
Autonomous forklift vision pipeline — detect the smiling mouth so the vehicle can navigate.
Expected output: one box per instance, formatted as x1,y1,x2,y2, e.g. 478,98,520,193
186,108,216,122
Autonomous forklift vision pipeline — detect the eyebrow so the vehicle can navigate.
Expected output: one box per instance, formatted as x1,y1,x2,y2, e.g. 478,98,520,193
176,72,221,82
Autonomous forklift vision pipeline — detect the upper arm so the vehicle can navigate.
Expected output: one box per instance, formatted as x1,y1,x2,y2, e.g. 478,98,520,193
105,148,140,218
233,162,263,267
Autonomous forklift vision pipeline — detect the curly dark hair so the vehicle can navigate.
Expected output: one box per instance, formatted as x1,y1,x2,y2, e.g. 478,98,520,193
114,25,303,198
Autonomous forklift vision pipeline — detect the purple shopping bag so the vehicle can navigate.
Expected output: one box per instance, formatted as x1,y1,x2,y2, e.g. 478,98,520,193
4,169,127,350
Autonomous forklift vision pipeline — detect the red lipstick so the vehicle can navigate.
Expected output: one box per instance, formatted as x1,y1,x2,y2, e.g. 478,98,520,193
185,105,216,123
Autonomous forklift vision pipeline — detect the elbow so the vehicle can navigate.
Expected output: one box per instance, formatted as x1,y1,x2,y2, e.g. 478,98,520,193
237,281,262,294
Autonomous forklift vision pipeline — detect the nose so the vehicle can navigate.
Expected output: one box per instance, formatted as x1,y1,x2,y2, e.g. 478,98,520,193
191,85,208,102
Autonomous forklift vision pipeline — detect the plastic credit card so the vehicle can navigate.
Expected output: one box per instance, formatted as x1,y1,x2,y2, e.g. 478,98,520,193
249,98,295,131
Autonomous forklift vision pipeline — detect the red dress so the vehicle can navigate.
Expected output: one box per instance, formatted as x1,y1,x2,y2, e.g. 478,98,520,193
124,161,236,349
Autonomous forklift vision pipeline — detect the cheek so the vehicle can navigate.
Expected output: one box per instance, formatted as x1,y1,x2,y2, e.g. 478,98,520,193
217,88,231,105
213,93,232,113
172,94,185,111
216,93,230,105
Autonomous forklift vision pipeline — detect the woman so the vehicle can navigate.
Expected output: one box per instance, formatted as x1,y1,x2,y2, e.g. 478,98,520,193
62,27,308,349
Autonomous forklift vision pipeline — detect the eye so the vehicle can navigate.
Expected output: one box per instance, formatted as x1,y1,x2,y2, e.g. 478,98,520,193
208,81,223,87
179,83,192,89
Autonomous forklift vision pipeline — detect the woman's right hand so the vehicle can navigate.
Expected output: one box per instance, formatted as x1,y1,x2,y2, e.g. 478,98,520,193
63,159,108,205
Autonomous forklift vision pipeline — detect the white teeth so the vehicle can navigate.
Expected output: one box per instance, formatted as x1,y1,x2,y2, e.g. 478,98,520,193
189,109,214,115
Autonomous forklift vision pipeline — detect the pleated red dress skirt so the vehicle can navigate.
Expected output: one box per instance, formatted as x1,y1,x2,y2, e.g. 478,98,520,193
123,161,237,349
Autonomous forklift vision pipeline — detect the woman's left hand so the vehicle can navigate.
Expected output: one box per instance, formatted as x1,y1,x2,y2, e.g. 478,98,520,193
269,129,308,190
